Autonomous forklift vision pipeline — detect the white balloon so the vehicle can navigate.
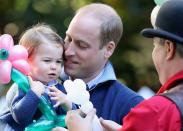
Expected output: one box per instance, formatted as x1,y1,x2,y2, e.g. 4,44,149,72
63,80,74,93
67,91,89,105
64,79,103,131
151,5,160,28
74,79,86,91
80,101,93,114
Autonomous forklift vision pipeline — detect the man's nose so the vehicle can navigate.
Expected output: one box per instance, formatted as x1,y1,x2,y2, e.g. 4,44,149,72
64,43,75,56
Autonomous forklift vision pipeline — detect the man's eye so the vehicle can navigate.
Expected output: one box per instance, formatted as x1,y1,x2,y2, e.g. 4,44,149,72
77,42,88,49
79,45,87,49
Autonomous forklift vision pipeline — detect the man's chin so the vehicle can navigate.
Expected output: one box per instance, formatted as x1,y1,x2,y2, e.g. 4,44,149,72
65,69,78,78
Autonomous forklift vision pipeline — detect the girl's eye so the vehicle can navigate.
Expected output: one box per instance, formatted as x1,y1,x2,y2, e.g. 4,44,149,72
57,60,63,64
43,60,51,62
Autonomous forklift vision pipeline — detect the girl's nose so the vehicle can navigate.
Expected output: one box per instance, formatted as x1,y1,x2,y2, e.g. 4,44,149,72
50,63,57,70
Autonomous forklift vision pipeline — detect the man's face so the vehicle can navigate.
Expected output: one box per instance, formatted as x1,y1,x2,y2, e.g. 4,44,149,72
64,14,108,82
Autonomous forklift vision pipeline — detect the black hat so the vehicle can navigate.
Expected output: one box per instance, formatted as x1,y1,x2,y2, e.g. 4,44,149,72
141,0,183,44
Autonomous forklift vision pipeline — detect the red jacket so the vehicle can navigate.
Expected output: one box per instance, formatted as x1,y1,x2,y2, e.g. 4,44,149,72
119,71,183,131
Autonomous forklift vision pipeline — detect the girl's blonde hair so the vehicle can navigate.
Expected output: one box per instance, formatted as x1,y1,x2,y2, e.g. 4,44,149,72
19,23,64,58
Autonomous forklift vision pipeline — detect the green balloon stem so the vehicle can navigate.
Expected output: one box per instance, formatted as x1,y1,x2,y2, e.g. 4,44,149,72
25,120,54,131
154,0,167,5
11,68,29,92
56,115,66,127
25,115,66,131
38,96,57,121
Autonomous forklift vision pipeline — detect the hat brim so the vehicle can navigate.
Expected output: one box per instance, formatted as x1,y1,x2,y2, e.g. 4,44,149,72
141,28,183,44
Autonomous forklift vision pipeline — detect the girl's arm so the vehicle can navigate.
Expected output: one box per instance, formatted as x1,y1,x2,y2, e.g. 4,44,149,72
9,79,45,126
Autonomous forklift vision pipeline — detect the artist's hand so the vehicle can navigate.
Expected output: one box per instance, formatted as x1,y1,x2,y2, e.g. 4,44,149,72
66,109,95,131
48,86,72,111
28,76,45,97
100,118,122,131
52,109,95,131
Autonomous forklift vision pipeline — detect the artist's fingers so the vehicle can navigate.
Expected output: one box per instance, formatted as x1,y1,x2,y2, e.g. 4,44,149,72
85,108,96,122
52,127,68,131
65,109,81,123
100,117,122,130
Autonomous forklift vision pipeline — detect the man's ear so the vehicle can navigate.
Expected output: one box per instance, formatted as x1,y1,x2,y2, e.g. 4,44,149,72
165,40,176,60
104,41,116,58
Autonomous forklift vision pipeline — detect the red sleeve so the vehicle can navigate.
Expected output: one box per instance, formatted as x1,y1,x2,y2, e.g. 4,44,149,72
119,96,181,131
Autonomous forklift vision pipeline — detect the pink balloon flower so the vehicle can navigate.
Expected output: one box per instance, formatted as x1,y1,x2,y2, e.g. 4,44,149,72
0,34,30,84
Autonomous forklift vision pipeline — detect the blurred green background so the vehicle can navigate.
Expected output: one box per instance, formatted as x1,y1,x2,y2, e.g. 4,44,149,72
0,0,161,95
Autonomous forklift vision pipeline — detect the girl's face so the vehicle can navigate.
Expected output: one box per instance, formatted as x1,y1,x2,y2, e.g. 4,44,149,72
28,43,63,84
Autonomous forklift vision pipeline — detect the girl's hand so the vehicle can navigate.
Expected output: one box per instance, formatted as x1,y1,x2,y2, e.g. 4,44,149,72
48,86,72,111
28,76,45,97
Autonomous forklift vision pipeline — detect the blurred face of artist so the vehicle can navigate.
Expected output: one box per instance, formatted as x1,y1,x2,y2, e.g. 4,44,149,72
152,37,167,84
64,14,113,82
29,42,63,84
